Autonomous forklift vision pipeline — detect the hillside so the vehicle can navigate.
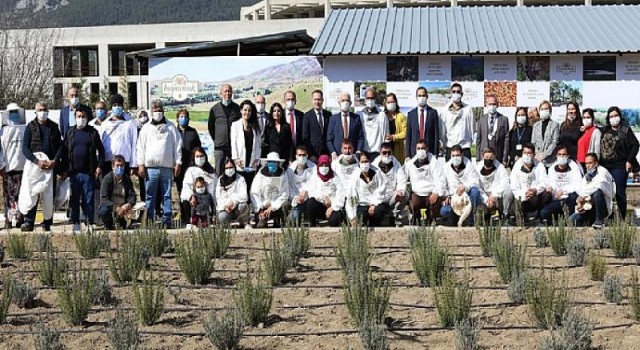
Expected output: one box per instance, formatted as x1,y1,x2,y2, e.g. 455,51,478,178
5,0,261,28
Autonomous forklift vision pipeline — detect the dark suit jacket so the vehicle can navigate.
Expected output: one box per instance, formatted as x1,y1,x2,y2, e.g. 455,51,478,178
302,108,332,158
405,105,440,158
264,122,294,161
326,112,365,155
476,113,510,163
59,104,93,140
283,109,304,149
257,112,271,157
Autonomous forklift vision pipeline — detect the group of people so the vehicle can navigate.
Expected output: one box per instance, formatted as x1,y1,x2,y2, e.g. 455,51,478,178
1,82,638,231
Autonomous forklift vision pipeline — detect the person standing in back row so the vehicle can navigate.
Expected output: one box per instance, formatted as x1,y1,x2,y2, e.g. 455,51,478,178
405,87,440,161
208,84,240,176
439,83,474,160
283,90,304,161
476,95,510,165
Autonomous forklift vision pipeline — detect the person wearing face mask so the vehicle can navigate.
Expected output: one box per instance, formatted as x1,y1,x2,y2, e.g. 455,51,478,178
208,84,241,176
558,102,583,160
345,153,389,227
358,87,389,160
508,107,533,168
216,158,250,228
175,108,202,219
89,101,108,130
569,153,615,229
405,87,440,162
250,152,292,228
188,177,215,228
303,155,346,227
63,109,105,233
254,95,270,157
20,101,63,232
59,86,93,141
576,108,601,169
0,103,27,229
180,148,216,227
371,142,408,224
287,145,316,225
599,106,639,219
439,83,474,161
539,145,583,224
283,90,305,159
440,145,481,226
382,93,407,163
302,89,332,162
331,140,359,185
99,94,138,176
404,140,446,225
327,91,365,159
476,95,510,166
509,143,551,224
531,100,560,166
474,147,512,222
99,155,137,230
137,100,183,229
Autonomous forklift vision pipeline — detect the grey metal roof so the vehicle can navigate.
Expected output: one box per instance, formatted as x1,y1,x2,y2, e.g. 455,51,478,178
311,5,640,55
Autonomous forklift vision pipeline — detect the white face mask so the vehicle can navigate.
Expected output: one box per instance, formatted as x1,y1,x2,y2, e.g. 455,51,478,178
557,156,568,166
609,116,621,127
517,116,527,125
36,111,48,121
416,149,427,160
69,97,79,106
416,96,427,107
381,155,392,164
224,168,235,177
386,103,396,112
487,105,497,115
319,166,330,176
540,109,550,120
451,93,462,103
582,118,592,127
522,154,533,164
195,157,205,167
255,103,265,113
451,156,462,167
340,101,351,113
285,100,296,110
152,111,163,122
365,99,376,110
195,187,206,194
76,117,87,129
359,162,370,172
221,99,231,106
296,155,307,164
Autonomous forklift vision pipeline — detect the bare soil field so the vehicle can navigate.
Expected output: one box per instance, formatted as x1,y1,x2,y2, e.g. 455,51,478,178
1,225,640,350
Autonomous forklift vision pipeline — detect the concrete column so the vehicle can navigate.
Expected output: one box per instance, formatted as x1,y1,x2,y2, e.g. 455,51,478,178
98,43,109,81
516,0,524,5
451,0,457,6
254,10,259,20
325,0,331,17
155,42,166,49
387,0,393,8
265,0,271,20
585,0,592,4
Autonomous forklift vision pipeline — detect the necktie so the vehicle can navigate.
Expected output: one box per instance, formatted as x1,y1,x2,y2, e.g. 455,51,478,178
342,113,348,139
489,116,495,133
419,108,425,139
289,111,295,139
317,111,323,130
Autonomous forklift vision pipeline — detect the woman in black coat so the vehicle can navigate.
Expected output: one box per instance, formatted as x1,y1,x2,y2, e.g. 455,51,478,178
263,102,293,163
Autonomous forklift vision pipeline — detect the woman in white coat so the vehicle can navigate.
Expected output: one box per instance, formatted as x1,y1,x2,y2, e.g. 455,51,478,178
216,158,250,228
180,147,217,225
231,100,261,196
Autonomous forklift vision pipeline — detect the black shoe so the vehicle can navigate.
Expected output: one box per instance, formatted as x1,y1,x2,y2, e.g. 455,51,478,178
162,222,172,230
21,222,34,232
43,219,53,232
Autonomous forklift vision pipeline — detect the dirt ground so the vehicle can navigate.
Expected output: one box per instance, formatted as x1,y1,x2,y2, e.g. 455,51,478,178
1,226,640,350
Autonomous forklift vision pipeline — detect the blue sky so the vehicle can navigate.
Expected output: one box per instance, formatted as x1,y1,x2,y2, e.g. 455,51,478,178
149,56,300,82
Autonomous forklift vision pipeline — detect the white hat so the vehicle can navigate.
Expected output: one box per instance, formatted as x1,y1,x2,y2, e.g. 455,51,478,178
260,152,285,166
6,103,20,111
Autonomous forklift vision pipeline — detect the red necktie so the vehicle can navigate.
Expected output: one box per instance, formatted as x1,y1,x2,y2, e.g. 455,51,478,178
289,111,295,139
419,108,425,138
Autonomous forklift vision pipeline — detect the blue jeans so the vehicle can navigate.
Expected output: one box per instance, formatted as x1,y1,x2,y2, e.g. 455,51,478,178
289,200,307,225
440,186,481,225
70,172,96,225
145,167,173,225
540,192,578,222
608,167,628,219
569,189,609,226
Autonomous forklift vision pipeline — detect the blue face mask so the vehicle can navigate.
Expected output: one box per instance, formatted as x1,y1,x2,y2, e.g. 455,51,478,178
9,112,20,122
95,108,106,120
114,166,124,177
112,106,124,117
178,116,189,127
267,162,278,173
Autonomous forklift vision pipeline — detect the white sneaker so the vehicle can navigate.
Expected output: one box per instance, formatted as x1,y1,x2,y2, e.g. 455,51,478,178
245,224,253,230
72,223,81,233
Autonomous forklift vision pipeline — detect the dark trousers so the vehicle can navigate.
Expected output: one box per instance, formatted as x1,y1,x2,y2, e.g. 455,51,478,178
569,189,610,226
356,203,391,226
410,193,443,225
445,147,472,161
239,171,256,198
306,197,344,227
3,171,23,225
608,167,628,219
98,204,126,230
521,191,552,218
539,192,578,222
214,148,232,177
69,172,96,225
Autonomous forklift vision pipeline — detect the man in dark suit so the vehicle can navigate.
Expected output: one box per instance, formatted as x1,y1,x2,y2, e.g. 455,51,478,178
59,86,93,140
326,91,365,159
255,94,270,157
476,95,510,164
283,90,304,160
302,89,332,162
405,87,440,161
